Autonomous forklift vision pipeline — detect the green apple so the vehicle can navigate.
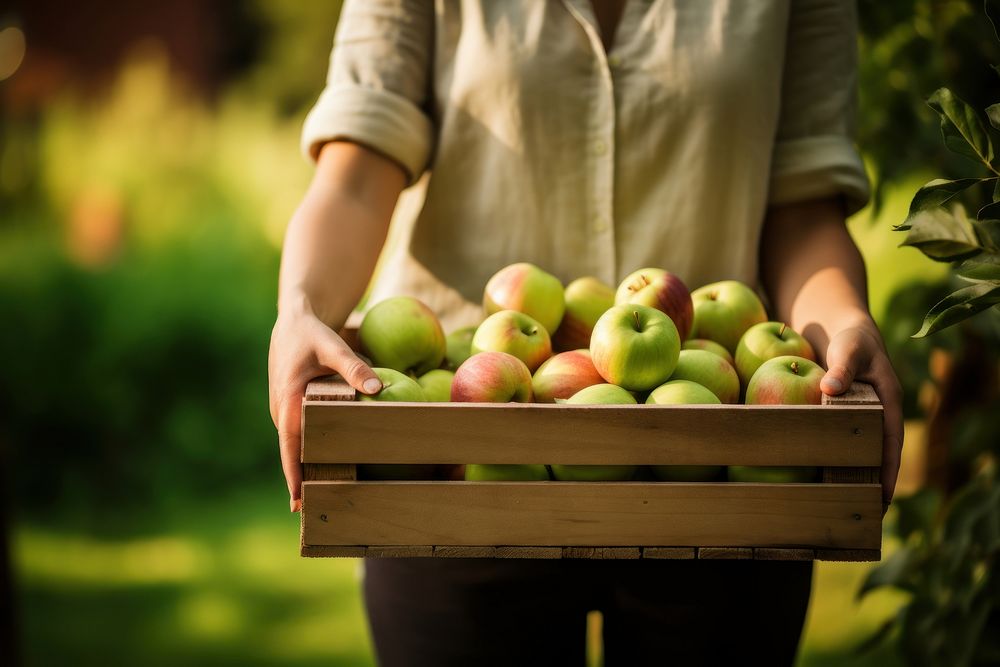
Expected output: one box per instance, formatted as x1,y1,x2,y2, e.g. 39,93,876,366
444,326,477,370
417,369,454,402
550,384,637,481
552,277,615,351
471,310,552,372
727,466,818,483
450,351,533,402
682,338,735,366
668,349,740,404
483,262,565,335
359,296,446,375
465,464,550,481
590,304,680,391
745,355,824,405
615,268,694,340
689,280,767,353
357,368,432,480
644,380,723,482
531,349,604,403
734,322,816,387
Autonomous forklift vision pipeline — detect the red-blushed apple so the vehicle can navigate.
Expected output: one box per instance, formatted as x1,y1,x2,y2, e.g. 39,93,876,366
689,280,767,353
727,466,818,483
615,268,694,340
744,355,824,405
450,351,534,403
417,369,454,402
590,304,680,391
682,338,735,366
444,326,477,370
549,384,637,481
734,322,816,387
465,463,550,481
359,296,446,375
531,349,604,403
357,368,433,480
471,310,552,372
552,277,615,351
668,349,740,404
644,379,723,481
483,262,565,335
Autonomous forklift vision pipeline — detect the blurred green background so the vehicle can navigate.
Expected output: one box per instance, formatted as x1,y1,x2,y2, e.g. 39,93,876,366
1,1,998,665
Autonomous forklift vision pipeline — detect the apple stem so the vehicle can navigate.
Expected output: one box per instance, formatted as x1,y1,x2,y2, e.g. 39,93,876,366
778,322,787,339
632,310,641,330
790,361,799,375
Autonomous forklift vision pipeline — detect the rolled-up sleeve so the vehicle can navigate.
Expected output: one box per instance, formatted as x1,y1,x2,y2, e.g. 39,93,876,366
768,0,871,215
301,0,434,183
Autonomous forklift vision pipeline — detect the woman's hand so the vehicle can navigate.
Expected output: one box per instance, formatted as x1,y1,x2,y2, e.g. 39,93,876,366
820,324,904,508
268,305,382,513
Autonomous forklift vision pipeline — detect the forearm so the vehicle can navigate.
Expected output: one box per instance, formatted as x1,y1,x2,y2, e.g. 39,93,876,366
759,198,879,364
277,141,407,328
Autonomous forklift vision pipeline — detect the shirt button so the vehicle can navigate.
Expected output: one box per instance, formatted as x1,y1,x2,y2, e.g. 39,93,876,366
593,140,608,156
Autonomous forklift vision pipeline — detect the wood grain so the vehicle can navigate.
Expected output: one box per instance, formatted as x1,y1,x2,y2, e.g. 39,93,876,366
366,546,433,558
753,548,816,561
495,547,563,559
302,401,882,466
563,547,641,559
301,481,881,550
822,383,880,405
301,546,366,558
305,375,356,402
642,547,696,559
822,467,881,484
815,549,882,562
433,546,497,558
699,547,753,560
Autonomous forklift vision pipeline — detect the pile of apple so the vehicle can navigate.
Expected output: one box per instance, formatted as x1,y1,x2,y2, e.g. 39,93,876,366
356,263,824,483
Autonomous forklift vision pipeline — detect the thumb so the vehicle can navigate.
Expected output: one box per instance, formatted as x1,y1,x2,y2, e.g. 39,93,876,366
316,328,382,395
821,329,870,396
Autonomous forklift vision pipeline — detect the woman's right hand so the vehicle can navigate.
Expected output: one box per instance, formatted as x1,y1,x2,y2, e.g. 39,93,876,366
268,304,382,512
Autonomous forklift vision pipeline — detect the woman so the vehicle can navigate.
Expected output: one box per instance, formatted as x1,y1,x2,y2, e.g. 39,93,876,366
268,1,903,664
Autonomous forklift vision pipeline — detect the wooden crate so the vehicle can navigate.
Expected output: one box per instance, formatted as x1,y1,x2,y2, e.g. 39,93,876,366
300,376,883,562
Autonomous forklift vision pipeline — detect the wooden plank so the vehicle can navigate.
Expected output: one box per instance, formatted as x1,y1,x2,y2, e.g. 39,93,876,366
433,546,497,558
563,547,641,559
302,401,882,466
822,467,880,484
495,546,563,559
816,549,882,562
301,481,882,549
699,547,753,560
754,548,816,561
822,382,880,405
303,463,356,481
642,547,696,559
366,546,433,558
301,545,366,558
305,375,356,402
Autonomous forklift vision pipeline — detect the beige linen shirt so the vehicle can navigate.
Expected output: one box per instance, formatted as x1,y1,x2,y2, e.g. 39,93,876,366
302,0,870,332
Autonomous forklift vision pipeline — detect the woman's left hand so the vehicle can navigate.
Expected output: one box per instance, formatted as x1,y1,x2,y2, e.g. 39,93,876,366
820,325,904,511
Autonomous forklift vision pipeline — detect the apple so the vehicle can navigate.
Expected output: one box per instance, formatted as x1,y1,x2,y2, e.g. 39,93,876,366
615,268,694,340
590,304,680,391
682,338,735,366
483,262,565,335
549,384,637,481
689,281,767,353
417,369,454,402
450,351,534,402
443,326,477,370
644,380,723,482
357,368,433,480
552,277,615,351
734,322,816,387
465,464,550,481
471,310,552,372
531,349,604,403
727,466,818,483
744,355,824,405
359,296,446,375
667,349,740,404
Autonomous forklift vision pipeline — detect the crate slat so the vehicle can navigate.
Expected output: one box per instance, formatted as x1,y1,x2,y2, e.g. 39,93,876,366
642,547,697,559
698,547,754,560
302,481,880,549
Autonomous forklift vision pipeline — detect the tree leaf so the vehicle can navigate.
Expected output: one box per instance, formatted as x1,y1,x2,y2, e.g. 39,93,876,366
974,219,1000,250
854,617,898,655
895,488,943,540
901,207,983,261
988,0,1000,42
927,88,996,169
913,282,1000,337
957,253,1000,281
979,200,1000,221
987,103,1000,132
896,178,985,231
859,547,914,598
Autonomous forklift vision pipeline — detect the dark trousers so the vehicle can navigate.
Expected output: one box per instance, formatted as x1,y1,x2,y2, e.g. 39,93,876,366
363,557,813,667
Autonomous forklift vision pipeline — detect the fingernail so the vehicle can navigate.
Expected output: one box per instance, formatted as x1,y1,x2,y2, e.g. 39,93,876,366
824,377,844,393
363,378,382,394
290,497,302,513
